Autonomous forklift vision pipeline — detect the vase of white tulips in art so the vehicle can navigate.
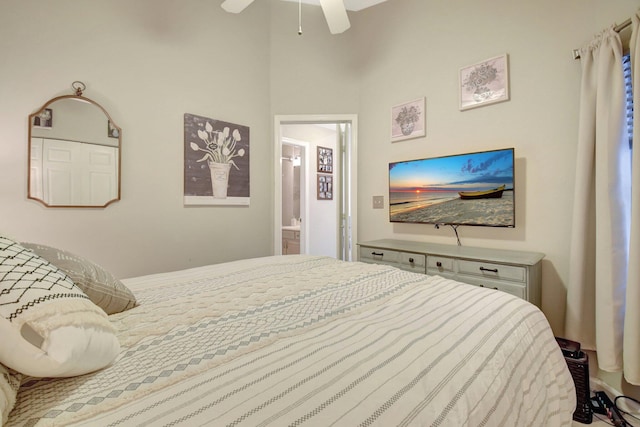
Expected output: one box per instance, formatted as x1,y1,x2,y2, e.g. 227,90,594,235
190,122,245,199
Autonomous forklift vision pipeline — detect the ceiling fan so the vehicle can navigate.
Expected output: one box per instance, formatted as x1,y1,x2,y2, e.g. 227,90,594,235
221,0,351,34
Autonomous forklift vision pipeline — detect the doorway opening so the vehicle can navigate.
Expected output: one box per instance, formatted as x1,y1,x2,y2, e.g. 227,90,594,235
281,141,306,255
274,115,358,261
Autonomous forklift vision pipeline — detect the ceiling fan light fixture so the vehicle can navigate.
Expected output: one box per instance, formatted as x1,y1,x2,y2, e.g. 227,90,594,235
298,0,303,35
221,0,255,13
221,0,351,35
318,0,351,34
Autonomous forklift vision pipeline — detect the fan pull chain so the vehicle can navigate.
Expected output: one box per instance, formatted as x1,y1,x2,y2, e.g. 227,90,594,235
298,0,303,35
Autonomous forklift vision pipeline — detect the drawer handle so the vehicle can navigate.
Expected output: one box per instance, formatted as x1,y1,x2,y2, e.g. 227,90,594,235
372,251,384,257
409,257,414,263
436,261,442,267
479,266,498,273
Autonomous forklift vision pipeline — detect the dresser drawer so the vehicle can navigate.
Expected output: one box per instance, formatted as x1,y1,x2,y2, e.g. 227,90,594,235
461,276,526,299
359,247,400,264
427,255,455,275
399,253,426,273
359,247,426,273
457,260,525,282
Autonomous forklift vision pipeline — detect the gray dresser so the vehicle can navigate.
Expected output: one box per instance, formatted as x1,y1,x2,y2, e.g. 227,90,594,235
358,239,544,307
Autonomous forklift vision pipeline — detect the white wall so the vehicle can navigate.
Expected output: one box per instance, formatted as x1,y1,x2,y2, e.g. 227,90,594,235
0,0,273,278
308,129,339,258
269,2,361,115
350,0,640,336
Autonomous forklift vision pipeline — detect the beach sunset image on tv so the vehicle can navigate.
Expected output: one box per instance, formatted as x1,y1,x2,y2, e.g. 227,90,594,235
389,148,515,227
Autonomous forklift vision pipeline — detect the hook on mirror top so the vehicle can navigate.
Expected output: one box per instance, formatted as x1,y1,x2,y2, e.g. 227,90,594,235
71,80,86,96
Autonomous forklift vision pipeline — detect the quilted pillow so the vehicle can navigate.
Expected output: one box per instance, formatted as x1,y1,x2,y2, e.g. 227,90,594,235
21,243,137,315
0,364,21,425
0,236,120,377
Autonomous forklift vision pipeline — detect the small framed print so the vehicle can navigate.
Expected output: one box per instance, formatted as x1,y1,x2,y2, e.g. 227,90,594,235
459,54,509,111
108,120,120,138
317,146,333,173
33,108,53,129
317,174,333,200
391,97,425,142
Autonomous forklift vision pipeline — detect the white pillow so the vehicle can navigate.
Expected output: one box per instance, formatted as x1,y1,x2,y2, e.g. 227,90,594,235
0,236,120,377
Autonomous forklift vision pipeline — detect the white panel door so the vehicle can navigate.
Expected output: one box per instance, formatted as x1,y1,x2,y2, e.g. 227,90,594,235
42,139,77,205
41,139,118,205
84,145,118,205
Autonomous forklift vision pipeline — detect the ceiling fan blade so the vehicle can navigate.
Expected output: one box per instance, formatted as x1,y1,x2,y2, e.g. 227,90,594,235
318,0,351,34
221,0,255,13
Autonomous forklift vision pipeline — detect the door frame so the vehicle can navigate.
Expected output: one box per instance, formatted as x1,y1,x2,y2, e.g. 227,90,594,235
274,114,358,261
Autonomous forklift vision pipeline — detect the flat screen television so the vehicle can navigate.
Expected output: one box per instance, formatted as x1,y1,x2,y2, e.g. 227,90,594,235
389,148,515,227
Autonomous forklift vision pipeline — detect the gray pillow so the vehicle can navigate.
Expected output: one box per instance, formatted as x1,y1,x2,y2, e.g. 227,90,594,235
21,243,137,315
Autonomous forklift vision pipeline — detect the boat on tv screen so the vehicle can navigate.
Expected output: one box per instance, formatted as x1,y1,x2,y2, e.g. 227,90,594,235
389,148,515,227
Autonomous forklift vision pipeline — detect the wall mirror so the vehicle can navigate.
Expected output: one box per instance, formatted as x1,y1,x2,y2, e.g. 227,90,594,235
28,81,121,208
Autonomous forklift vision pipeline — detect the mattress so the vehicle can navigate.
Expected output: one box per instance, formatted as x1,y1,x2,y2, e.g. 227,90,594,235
7,255,576,426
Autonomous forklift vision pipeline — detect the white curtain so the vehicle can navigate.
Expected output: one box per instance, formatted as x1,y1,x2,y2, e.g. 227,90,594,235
565,19,639,385
625,11,640,386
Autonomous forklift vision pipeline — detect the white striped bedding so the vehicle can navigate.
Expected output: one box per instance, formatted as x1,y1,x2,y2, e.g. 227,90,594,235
7,255,576,426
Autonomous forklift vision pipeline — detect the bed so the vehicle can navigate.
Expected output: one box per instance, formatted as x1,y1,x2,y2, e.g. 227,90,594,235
1,240,576,426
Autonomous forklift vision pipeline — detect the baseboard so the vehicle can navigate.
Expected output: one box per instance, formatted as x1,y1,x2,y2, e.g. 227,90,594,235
590,377,623,399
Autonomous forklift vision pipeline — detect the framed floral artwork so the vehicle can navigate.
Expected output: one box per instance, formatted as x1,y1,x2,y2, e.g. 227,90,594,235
317,146,333,173
183,113,250,206
391,97,425,142
317,174,333,200
459,54,509,111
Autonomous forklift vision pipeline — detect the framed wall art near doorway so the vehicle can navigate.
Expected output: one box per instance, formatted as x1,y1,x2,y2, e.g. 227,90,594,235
317,175,333,200
317,146,333,173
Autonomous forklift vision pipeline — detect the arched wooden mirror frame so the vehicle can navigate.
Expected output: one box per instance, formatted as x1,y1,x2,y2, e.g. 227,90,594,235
28,82,121,208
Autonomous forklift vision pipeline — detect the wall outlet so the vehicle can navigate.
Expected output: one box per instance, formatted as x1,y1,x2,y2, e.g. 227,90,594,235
372,195,384,209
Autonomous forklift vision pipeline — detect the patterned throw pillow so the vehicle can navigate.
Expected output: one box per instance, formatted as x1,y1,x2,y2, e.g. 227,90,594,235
21,243,137,315
0,363,21,425
0,236,120,377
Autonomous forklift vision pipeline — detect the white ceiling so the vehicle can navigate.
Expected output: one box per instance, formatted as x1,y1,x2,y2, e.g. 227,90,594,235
281,0,389,12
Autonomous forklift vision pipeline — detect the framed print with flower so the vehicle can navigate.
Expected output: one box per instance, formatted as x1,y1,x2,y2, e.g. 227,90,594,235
317,175,333,200
459,54,509,111
184,113,250,206
391,97,425,142
317,146,333,173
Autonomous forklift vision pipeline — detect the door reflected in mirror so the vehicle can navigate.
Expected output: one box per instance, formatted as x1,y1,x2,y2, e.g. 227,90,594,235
28,95,121,207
